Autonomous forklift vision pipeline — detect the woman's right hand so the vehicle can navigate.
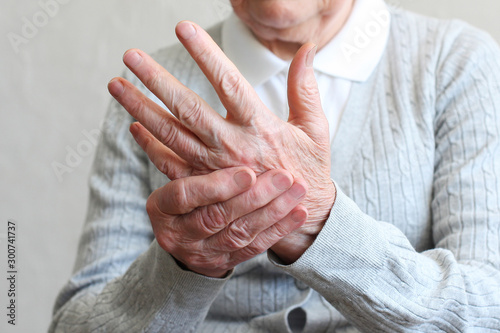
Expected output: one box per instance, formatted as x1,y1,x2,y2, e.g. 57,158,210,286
146,167,308,278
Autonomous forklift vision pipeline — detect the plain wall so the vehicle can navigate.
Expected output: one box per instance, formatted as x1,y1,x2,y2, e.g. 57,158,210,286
1,0,499,331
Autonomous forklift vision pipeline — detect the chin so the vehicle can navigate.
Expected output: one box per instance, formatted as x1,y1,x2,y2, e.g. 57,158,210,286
238,0,317,30
246,19,311,45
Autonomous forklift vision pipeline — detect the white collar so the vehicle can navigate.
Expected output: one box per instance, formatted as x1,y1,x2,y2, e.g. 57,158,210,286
222,0,391,86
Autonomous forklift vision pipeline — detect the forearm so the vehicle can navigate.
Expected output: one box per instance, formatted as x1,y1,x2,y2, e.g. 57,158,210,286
50,241,228,332
272,187,500,331
50,93,228,331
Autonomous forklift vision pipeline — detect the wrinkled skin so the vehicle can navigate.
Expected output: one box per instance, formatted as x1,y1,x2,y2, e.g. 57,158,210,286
108,21,338,275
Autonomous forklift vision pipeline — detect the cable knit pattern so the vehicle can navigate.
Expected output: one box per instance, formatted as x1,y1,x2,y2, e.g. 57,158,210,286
50,7,500,333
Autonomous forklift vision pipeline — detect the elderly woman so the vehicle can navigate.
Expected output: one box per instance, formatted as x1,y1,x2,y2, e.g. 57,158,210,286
51,0,500,331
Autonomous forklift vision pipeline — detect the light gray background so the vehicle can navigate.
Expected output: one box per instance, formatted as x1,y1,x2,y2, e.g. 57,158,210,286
1,0,499,331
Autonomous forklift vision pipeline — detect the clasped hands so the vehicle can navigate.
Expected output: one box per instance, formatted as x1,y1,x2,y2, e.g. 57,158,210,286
108,21,335,278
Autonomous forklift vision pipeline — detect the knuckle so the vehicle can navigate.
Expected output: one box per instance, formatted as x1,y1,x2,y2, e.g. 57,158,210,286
219,69,243,100
224,234,248,251
208,202,229,223
155,117,178,148
168,180,190,211
176,92,204,127
157,160,186,181
243,188,263,209
225,220,253,250
195,47,213,66
196,204,228,235
238,243,266,259
191,149,210,169
157,156,171,176
129,93,151,118
301,79,320,101
271,222,292,239
145,69,164,92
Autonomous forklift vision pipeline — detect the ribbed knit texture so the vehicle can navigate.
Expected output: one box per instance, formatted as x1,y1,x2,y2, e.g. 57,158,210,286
50,7,500,333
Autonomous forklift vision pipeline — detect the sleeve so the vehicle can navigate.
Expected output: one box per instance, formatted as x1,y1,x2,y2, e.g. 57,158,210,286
49,79,229,332
271,24,500,331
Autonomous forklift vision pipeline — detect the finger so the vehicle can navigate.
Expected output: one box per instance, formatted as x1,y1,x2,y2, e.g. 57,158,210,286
175,21,269,124
129,122,192,180
287,43,329,146
229,205,307,264
183,169,296,239
108,77,211,165
149,167,256,216
121,49,225,148
206,178,308,252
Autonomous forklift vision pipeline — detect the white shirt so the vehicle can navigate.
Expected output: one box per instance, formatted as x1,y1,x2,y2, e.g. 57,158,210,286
222,0,391,142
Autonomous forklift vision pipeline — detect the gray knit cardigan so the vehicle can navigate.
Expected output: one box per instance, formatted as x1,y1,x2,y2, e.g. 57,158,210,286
50,7,500,333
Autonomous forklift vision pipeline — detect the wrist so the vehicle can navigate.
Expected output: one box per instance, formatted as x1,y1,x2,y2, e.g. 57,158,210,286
173,256,231,278
271,180,336,264
270,232,316,264
306,179,336,229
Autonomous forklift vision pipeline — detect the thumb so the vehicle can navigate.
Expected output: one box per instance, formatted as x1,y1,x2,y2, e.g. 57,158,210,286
287,43,329,146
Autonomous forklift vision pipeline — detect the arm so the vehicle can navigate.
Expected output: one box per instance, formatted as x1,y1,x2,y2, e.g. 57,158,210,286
272,24,500,331
49,96,238,332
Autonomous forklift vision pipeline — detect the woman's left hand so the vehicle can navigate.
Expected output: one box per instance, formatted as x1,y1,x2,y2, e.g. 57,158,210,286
108,21,336,263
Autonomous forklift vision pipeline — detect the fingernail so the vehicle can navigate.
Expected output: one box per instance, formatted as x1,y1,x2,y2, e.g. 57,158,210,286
272,173,292,191
234,170,253,189
108,78,124,97
306,45,317,68
177,22,197,40
289,183,306,199
124,50,143,68
291,210,307,223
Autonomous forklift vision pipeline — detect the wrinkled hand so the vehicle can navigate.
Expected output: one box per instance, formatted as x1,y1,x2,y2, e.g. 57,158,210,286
147,167,308,277
108,21,336,262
